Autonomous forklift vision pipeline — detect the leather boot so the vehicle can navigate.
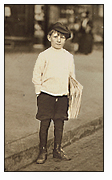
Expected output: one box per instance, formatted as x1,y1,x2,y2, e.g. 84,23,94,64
36,147,47,164
53,144,71,161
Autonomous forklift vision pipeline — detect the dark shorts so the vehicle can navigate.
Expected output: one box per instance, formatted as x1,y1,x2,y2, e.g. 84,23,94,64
36,92,69,121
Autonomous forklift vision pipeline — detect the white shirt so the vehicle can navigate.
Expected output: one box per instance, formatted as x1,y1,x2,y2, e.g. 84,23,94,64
32,46,75,96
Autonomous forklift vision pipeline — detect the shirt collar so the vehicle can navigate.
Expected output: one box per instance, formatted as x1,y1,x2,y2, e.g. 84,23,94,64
51,46,63,51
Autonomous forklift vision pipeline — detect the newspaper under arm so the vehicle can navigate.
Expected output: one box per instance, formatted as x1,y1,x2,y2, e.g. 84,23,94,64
68,76,83,119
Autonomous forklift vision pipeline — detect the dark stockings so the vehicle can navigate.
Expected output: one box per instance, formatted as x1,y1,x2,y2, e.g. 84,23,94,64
39,119,51,151
54,120,64,149
39,119,64,151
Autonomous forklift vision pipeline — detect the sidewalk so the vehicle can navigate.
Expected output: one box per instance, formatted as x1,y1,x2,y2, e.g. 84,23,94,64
5,46,103,171
18,128,103,172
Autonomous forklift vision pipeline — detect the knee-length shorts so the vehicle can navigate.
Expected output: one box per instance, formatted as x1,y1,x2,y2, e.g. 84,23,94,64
36,92,69,121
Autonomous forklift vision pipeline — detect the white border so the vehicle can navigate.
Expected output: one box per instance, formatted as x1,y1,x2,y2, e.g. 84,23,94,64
1,1,112,180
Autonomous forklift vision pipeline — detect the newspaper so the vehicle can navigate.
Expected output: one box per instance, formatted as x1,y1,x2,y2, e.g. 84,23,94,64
68,76,83,119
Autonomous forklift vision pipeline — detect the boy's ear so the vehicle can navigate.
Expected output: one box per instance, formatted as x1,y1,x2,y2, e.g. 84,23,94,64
47,35,51,42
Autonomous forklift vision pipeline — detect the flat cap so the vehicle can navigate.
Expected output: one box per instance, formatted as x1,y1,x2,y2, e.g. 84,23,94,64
48,22,71,39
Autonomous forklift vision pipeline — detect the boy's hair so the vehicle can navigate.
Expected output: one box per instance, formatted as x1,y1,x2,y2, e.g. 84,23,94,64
48,29,55,36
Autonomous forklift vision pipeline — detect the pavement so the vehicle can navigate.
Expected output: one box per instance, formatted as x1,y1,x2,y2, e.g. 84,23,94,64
18,128,103,172
5,44,103,171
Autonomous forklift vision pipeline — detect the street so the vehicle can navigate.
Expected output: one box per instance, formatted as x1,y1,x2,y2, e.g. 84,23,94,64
5,48,103,171
18,128,103,172
5,49,103,144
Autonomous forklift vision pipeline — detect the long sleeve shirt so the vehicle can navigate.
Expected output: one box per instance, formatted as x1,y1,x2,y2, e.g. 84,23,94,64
32,46,75,96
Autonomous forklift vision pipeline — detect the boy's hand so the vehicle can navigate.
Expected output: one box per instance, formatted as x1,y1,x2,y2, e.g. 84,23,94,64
36,93,40,97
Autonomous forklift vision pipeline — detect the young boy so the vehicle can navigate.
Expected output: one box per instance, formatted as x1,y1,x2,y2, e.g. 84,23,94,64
32,22,75,164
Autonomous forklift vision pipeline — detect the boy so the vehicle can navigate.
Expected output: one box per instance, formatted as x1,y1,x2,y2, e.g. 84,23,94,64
32,22,75,164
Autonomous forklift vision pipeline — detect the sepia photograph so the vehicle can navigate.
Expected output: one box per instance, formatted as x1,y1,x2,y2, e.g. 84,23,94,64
4,4,104,173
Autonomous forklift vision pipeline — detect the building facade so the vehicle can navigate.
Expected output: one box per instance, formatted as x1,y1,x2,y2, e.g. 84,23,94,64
5,4,103,46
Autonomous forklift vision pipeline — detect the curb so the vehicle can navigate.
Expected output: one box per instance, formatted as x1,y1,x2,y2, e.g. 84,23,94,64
5,116,103,171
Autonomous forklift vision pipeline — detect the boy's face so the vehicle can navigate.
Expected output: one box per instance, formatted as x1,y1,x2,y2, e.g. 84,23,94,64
48,31,66,49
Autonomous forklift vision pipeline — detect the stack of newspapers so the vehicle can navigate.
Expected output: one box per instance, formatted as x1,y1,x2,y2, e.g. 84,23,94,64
68,76,83,119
